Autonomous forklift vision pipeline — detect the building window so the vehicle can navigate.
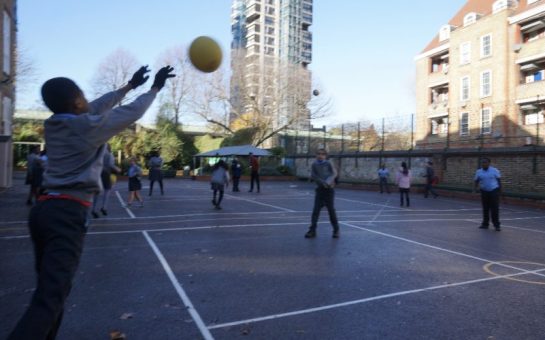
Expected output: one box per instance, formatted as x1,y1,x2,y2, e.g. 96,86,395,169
3,11,11,75
460,76,470,101
520,61,545,84
521,17,545,43
520,105,544,125
266,26,274,35
464,13,479,27
493,0,516,14
439,25,452,42
460,112,469,136
481,107,492,134
480,71,492,97
460,42,471,65
430,53,449,73
430,85,449,104
265,16,274,25
481,34,492,58
431,117,448,135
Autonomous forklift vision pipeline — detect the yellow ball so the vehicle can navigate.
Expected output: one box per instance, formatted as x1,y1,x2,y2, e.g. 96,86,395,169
189,36,223,73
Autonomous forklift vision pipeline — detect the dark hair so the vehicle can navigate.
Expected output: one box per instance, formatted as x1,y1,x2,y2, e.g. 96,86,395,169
213,160,228,170
41,77,82,113
401,161,409,175
481,157,491,163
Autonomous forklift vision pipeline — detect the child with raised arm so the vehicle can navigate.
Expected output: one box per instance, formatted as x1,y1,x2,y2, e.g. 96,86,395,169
8,65,175,340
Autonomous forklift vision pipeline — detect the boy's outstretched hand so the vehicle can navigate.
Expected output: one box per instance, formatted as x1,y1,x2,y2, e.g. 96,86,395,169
152,66,176,90
128,66,150,89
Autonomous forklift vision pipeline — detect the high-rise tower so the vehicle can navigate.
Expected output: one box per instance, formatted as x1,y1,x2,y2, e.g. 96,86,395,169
230,0,313,139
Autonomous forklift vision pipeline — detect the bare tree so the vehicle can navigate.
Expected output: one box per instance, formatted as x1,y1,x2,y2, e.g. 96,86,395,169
195,51,333,147
91,48,141,105
156,46,195,127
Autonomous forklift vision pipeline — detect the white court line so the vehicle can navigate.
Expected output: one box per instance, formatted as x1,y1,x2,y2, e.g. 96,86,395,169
4,216,545,240
465,218,545,235
225,194,295,212
0,221,325,240
336,197,401,209
115,191,135,219
342,222,545,278
142,231,214,340
0,208,538,226
208,267,545,330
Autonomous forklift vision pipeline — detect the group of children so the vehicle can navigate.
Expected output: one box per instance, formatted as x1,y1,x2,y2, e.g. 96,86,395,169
10,58,503,339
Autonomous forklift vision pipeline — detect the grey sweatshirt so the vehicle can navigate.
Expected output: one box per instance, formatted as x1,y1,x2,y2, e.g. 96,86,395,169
311,160,337,188
211,167,230,185
42,89,156,202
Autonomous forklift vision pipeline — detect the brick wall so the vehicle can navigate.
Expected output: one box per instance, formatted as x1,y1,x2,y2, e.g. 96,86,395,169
292,148,545,196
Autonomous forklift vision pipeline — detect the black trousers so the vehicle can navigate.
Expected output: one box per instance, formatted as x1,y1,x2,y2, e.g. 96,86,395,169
232,176,240,192
424,182,438,198
481,189,500,227
250,171,260,192
399,188,410,206
379,177,390,193
9,199,88,340
310,187,339,230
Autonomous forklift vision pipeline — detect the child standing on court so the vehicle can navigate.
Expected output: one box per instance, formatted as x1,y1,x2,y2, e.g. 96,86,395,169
8,65,175,340
396,161,412,207
211,160,230,209
148,150,164,196
127,158,144,207
305,148,340,239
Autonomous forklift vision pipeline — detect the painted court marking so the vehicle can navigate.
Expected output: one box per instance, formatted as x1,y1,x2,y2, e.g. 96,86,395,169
142,231,213,340
225,194,296,212
115,190,135,219
207,268,545,330
341,222,545,279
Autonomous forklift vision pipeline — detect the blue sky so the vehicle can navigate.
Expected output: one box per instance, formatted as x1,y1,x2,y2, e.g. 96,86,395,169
17,0,467,125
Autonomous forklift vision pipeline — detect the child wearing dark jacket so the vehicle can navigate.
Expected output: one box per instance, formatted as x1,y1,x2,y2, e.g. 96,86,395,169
305,149,340,239
8,65,175,340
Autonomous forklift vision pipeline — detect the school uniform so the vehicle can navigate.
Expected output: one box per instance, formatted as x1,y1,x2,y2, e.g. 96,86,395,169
474,166,501,229
396,169,412,207
8,88,156,340
231,160,242,192
211,166,230,208
148,156,164,195
309,159,339,233
378,168,390,193
128,164,143,192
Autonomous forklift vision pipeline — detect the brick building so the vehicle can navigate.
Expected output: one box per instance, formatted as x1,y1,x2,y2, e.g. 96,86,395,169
415,0,545,149
0,0,16,188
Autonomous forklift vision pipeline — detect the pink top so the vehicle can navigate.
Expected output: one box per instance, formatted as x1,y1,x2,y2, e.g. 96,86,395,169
396,169,411,189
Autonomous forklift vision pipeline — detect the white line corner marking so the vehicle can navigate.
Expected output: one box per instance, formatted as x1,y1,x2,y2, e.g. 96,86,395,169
115,190,135,219
143,231,214,340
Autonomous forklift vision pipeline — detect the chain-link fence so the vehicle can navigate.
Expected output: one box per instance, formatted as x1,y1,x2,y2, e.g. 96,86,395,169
281,107,545,156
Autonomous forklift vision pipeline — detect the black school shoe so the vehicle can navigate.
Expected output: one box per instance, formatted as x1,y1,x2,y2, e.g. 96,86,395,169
479,224,489,229
91,211,100,219
495,226,501,231
332,229,340,238
305,229,316,238
100,208,108,216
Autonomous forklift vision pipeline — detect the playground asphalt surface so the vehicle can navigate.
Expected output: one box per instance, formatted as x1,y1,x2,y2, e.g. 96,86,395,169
1,175,544,339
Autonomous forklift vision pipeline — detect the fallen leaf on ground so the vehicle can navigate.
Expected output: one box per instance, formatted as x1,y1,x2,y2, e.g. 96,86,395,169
109,330,126,339
120,313,134,320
